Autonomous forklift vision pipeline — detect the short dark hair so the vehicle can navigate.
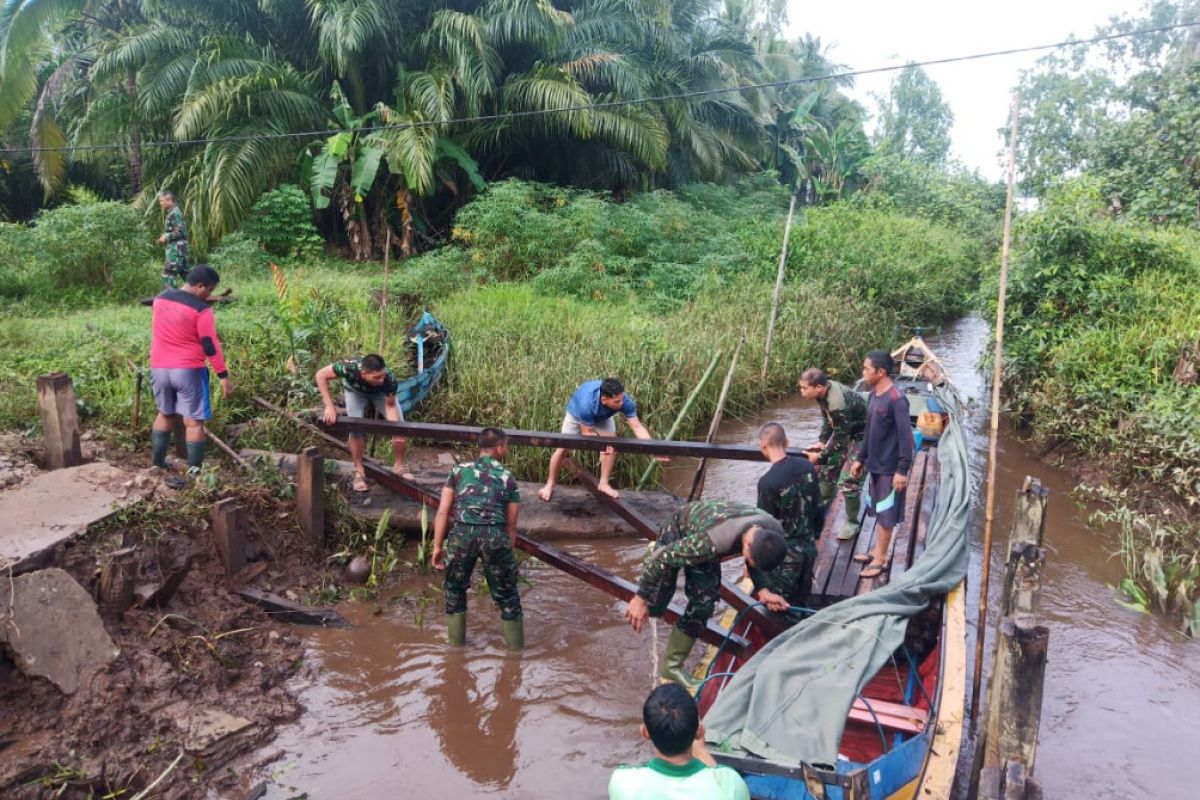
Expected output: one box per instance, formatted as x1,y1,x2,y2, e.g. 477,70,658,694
642,683,698,757
865,350,893,375
185,264,219,287
479,427,506,449
156,189,174,201
748,527,787,572
758,422,787,449
599,377,624,398
799,367,829,387
361,354,386,372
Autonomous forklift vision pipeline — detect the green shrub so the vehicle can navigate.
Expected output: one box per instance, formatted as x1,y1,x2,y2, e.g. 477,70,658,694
30,202,153,290
0,223,33,299
241,184,323,258
209,231,272,279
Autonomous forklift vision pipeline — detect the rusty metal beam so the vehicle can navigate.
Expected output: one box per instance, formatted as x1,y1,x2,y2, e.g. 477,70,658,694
327,417,804,462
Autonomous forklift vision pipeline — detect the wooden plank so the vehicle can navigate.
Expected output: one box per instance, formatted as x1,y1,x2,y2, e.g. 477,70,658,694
564,457,790,639
835,514,877,598
328,417,811,462
237,588,346,626
912,447,941,563
296,447,325,546
36,372,82,469
848,696,929,735
915,582,967,798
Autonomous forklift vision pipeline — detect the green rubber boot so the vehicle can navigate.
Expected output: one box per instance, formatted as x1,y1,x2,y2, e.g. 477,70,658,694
446,612,466,646
501,617,525,651
818,480,834,504
837,492,862,540
660,627,700,692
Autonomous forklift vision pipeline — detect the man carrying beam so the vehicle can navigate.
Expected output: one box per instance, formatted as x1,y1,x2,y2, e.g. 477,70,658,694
625,500,787,690
432,427,524,650
538,377,663,501
315,354,410,491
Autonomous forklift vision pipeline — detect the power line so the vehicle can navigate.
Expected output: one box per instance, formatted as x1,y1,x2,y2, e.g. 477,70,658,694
2,19,1198,156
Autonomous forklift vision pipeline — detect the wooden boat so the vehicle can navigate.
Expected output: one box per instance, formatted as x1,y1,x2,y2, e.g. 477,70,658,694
394,311,450,414
698,335,967,800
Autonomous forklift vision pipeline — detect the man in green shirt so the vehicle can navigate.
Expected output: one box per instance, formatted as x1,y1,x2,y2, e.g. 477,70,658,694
432,427,524,650
609,683,749,800
798,367,868,540
156,190,189,287
315,354,410,490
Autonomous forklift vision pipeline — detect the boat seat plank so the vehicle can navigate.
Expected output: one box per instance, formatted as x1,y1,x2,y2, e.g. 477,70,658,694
847,697,930,736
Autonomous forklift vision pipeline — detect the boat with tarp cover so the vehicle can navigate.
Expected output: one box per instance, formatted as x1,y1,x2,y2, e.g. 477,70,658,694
697,335,969,800
394,311,450,413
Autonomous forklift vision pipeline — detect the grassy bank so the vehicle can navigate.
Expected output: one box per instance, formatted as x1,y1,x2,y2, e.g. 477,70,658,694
1,178,979,486
989,184,1200,631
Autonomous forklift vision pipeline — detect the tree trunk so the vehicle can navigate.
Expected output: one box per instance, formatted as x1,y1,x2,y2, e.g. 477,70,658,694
396,185,416,257
337,182,370,261
127,70,142,193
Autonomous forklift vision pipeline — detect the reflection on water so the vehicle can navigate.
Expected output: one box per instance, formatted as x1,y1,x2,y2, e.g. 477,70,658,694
265,315,1199,800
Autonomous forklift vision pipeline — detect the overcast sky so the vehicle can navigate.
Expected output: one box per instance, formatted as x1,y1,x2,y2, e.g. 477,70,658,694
784,0,1147,179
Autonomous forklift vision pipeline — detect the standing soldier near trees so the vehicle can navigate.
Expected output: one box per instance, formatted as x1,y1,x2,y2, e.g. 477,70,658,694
157,190,188,287
798,367,868,540
432,427,524,650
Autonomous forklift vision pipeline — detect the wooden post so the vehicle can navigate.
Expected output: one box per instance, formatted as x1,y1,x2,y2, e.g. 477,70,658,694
37,372,83,469
690,332,745,501
1007,476,1048,550
761,194,797,383
983,618,1049,774
297,446,325,546
635,350,722,490
1002,543,1045,618
211,498,247,577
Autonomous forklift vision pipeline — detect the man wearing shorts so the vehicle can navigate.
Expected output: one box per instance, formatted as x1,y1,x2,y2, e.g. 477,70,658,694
315,354,410,491
849,350,915,579
149,265,232,483
537,377,663,501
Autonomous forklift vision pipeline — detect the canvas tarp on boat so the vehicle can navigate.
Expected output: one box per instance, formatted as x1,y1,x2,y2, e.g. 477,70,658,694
703,387,971,766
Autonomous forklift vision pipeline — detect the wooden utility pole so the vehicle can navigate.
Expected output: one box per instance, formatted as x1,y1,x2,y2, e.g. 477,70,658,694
761,195,797,383
972,90,1021,726
36,372,83,469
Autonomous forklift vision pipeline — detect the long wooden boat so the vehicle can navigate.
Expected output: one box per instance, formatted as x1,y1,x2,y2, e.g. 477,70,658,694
698,335,967,800
394,311,450,414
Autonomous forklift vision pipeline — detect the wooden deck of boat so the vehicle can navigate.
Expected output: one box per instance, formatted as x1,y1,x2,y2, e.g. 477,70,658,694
811,444,941,600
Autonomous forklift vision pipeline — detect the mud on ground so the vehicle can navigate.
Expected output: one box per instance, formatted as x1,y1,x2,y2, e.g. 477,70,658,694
0,440,360,800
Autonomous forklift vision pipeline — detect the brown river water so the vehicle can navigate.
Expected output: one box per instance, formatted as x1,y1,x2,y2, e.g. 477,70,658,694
264,316,1199,800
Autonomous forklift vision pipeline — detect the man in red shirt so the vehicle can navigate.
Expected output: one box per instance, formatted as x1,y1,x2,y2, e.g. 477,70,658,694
149,265,233,481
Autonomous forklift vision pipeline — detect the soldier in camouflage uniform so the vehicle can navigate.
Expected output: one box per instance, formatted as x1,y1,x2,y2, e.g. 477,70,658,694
432,427,524,649
753,422,825,612
625,500,787,689
798,367,868,540
156,190,189,287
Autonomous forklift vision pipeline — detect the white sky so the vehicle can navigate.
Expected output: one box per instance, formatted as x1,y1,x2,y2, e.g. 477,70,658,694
785,0,1147,179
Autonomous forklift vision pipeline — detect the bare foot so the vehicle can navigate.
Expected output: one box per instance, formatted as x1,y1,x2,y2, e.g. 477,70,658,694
597,481,620,499
537,484,555,502
393,463,415,481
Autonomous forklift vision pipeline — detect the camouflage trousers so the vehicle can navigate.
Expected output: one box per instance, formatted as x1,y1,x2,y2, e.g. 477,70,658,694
758,538,816,609
443,524,522,620
819,441,861,499
644,560,721,640
162,243,189,287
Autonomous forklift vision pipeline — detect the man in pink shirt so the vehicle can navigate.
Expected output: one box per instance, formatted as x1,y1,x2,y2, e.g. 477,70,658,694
149,265,233,481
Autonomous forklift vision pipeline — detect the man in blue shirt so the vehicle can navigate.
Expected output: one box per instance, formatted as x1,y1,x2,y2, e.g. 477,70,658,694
538,377,663,501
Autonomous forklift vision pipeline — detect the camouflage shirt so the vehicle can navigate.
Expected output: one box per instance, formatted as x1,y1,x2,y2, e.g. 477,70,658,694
163,205,187,245
637,500,766,598
756,456,824,544
333,358,399,396
817,380,868,463
445,455,520,526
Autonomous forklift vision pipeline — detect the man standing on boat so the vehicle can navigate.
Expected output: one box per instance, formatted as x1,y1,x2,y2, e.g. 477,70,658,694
849,351,914,580
798,367,868,540
753,423,825,611
625,500,787,689
537,377,664,501
315,354,410,490
432,427,524,650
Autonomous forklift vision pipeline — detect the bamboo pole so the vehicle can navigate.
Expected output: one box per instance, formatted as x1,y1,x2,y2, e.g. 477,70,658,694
689,331,746,501
972,90,1021,726
635,350,722,490
379,228,392,353
760,194,798,384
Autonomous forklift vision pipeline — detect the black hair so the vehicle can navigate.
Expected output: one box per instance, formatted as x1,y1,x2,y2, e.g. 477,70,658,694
479,427,507,449
757,422,787,449
184,264,219,288
599,377,624,398
156,189,175,201
642,683,698,757
361,354,387,372
865,349,894,375
748,528,787,572
799,367,829,387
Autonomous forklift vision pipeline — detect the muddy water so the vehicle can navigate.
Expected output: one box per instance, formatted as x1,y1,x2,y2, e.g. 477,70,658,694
267,316,1199,800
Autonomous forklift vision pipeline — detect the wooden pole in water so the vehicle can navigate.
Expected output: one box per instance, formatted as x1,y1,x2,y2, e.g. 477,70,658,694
379,228,391,353
761,194,797,384
971,90,1021,726
690,331,745,501
635,350,722,490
